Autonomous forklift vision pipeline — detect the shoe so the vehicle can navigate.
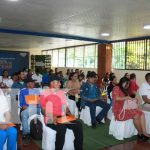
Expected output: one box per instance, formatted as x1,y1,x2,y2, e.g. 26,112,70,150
96,118,105,125
22,134,30,146
141,134,149,141
92,123,96,128
137,134,143,140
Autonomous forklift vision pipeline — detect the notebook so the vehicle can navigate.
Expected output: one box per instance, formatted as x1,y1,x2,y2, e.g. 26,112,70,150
25,95,39,105
57,115,76,124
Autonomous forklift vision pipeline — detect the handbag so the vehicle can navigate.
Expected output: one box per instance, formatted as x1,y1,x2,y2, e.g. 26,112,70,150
119,98,138,120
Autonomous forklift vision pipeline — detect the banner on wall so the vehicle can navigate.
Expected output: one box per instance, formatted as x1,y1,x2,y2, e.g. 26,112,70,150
0,50,29,75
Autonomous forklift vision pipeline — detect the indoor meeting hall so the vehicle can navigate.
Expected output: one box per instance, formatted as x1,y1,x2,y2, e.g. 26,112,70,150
0,0,150,150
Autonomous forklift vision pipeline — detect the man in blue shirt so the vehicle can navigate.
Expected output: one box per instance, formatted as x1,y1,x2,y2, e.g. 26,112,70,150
19,78,40,145
80,71,110,128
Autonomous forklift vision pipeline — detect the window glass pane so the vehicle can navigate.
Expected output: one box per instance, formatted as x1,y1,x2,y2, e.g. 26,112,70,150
112,42,125,69
84,57,95,68
58,49,65,67
85,45,95,57
66,48,74,67
42,51,47,55
74,46,84,67
126,40,145,70
47,51,52,56
52,50,58,67
147,39,150,70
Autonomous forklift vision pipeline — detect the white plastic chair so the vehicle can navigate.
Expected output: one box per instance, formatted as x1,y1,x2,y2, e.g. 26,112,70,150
80,106,105,126
67,98,78,118
39,115,75,150
109,114,137,140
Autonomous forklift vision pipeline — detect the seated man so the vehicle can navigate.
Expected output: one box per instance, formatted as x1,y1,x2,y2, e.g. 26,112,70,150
80,71,110,128
139,73,150,110
0,89,17,150
40,75,83,150
19,78,40,145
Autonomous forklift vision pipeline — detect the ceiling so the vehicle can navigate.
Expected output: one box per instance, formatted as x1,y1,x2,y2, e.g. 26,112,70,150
0,0,150,50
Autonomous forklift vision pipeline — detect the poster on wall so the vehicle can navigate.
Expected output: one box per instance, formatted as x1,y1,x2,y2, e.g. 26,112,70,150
31,55,51,72
0,50,29,75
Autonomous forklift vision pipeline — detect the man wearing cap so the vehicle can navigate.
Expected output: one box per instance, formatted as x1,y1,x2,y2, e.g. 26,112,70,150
40,75,83,150
19,77,40,145
80,71,110,128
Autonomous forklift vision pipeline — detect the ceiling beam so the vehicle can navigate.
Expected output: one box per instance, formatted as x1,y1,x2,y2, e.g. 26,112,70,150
0,28,109,43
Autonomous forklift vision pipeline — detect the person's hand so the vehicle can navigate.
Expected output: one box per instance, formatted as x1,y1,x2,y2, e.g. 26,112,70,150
22,106,27,110
53,116,58,125
0,124,9,130
89,99,97,103
125,96,132,100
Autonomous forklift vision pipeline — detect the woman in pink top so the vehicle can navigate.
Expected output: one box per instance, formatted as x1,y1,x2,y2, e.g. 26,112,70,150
112,77,149,141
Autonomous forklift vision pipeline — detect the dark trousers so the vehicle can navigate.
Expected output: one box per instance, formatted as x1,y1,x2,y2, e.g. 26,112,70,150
85,100,110,124
47,120,83,150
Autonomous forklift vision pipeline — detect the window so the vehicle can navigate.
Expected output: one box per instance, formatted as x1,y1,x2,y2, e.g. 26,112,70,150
42,44,98,68
126,40,145,70
74,47,84,67
146,39,150,70
66,48,75,67
52,50,58,67
42,51,47,55
47,50,52,56
58,49,65,67
112,42,125,69
84,45,96,68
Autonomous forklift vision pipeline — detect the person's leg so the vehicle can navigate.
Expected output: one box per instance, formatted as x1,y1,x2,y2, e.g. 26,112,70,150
86,101,96,124
66,120,83,150
6,127,17,150
21,106,38,135
133,115,142,134
95,100,110,122
0,129,7,150
47,124,67,150
140,113,150,136
21,108,30,135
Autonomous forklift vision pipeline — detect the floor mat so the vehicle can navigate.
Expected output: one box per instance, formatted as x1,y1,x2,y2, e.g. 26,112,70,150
33,121,137,150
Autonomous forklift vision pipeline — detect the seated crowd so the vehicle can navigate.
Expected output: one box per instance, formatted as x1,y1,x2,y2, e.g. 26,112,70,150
0,68,150,150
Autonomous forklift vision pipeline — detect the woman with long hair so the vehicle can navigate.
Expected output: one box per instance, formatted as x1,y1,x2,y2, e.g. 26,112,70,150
112,77,149,141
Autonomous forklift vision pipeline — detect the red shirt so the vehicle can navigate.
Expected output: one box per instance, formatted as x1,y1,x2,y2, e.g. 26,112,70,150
128,79,139,96
40,89,68,123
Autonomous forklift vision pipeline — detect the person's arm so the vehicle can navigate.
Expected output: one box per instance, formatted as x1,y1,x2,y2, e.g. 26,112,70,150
80,84,90,101
4,111,11,123
142,95,150,104
18,90,27,110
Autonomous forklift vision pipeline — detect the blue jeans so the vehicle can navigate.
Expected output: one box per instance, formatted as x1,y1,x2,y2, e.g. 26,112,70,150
21,105,40,135
0,127,17,150
85,100,110,124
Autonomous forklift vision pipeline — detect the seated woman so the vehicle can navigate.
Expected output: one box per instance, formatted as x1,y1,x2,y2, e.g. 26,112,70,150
112,77,149,141
0,89,17,150
65,72,81,110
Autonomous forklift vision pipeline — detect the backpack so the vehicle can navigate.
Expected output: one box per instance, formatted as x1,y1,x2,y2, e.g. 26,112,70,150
30,117,43,140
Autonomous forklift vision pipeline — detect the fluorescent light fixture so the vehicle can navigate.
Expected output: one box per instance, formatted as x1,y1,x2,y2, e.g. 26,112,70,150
144,25,150,29
101,33,110,36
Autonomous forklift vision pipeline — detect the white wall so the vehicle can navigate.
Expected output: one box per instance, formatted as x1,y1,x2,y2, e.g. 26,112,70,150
113,69,150,86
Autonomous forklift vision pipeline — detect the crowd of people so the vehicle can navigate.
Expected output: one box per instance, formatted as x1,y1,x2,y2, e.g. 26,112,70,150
0,68,150,150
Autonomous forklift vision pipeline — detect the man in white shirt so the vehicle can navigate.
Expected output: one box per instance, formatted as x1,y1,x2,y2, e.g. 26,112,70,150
32,69,43,88
139,73,150,109
0,89,17,150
